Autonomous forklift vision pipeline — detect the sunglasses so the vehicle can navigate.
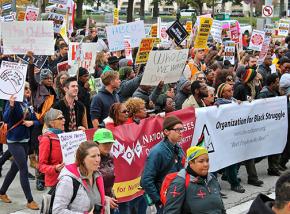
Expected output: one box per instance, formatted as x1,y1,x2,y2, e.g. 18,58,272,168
54,116,65,121
121,110,129,114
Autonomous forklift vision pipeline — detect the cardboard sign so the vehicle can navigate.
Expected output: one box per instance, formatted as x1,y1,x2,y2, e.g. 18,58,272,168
194,17,213,49
166,20,189,45
135,38,156,64
211,20,223,43
249,29,265,51
223,41,235,65
17,11,25,21
0,61,28,102
58,130,87,165
141,49,188,86
17,54,48,70
106,20,146,51
2,21,55,55
124,37,133,60
113,8,119,25
25,6,39,21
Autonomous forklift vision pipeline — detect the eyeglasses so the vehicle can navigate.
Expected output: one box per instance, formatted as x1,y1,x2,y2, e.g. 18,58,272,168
120,110,129,114
54,116,65,121
170,128,184,133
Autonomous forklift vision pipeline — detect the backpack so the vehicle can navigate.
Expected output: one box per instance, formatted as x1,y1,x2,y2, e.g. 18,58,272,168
40,176,80,214
160,172,190,205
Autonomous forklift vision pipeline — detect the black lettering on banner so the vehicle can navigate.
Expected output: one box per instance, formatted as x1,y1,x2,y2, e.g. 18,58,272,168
166,20,189,45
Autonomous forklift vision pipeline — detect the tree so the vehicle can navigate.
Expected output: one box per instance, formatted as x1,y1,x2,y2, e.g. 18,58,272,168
127,0,134,22
76,0,84,19
140,0,145,20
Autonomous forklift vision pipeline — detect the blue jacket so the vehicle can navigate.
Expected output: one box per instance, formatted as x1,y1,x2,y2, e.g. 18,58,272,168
90,87,120,123
3,100,40,142
140,138,185,203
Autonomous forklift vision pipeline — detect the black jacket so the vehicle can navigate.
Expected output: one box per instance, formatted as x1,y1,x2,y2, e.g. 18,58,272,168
248,194,275,214
78,81,92,128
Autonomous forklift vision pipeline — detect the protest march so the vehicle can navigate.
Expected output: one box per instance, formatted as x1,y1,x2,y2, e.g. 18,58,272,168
1,0,290,214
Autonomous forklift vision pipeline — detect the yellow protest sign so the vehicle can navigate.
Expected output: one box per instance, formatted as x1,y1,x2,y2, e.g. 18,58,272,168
17,11,25,21
185,21,192,35
150,24,157,37
113,8,119,25
135,38,156,64
194,17,213,49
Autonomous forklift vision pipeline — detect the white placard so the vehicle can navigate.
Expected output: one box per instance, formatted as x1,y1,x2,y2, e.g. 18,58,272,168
223,41,235,65
124,37,133,60
106,20,146,51
0,61,28,102
25,6,39,21
2,21,54,55
47,10,66,33
68,42,101,75
211,20,223,43
58,130,87,165
278,21,290,37
191,96,288,172
141,49,188,86
248,29,265,51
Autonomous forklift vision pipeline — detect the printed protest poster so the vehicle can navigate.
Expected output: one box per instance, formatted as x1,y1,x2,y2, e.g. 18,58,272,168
230,21,240,44
158,22,169,43
223,41,235,65
17,11,25,21
113,8,119,25
124,37,133,60
258,36,271,64
248,30,265,51
194,17,213,49
278,20,290,37
0,61,28,102
185,21,192,35
192,96,288,172
141,49,188,86
135,38,155,64
47,7,66,33
210,20,222,43
150,24,157,37
57,61,69,72
166,20,188,45
17,54,48,70
25,6,39,21
58,130,87,164
2,21,54,55
106,20,146,51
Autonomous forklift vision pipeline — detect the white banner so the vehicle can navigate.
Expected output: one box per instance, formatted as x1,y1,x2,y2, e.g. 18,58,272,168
141,49,188,86
106,20,146,51
2,21,54,55
249,29,265,51
68,42,100,75
58,130,87,165
191,97,288,172
211,20,222,43
0,61,28,102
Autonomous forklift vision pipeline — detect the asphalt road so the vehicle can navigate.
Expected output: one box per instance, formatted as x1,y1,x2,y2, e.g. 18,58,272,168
0,148,288,214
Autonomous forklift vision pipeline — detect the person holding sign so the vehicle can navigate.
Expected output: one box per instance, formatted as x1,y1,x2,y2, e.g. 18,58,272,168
53,141,106,214
0,82,40,210
38,108,65,187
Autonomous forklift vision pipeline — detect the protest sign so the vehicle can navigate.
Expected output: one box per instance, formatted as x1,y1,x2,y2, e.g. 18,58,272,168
230,21,240,44
58,130,87,164
17,11,25,21
0,61,28,102
68,42,100,75
47,8,66,33
106,20,146,51
194,17,213,49
49,0,68,4
278,20,290,37
93,78,103,93
223,41,235,65
124,37,133,61
25,6,39,21
248,29,265,51
113,8,119,25
135,38,155,64
141,49,188,86
258,36,271,64
159,22,169,43
150,24,157,37
2,21,54,55
166,20,188,45
17,54,48,70
185,21,192,35
210,20,223,43
57,61,68,72
106,108,196,202
192,96,288,172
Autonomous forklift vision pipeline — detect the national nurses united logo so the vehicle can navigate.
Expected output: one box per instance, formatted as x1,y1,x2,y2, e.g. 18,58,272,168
196,125,215,153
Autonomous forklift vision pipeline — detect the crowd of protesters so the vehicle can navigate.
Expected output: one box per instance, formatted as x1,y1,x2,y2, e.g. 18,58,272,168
0,19,289,214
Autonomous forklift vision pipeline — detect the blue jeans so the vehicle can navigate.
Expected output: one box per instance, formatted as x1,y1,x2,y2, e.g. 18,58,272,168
116,195,147,214
0,143,33,202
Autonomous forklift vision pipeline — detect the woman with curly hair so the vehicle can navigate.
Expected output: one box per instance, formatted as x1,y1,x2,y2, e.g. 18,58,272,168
104,103,132,129
54,71,69,100
94,51,110,78
125,97,147,123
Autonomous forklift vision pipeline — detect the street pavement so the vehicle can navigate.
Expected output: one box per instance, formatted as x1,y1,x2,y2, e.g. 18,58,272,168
0,150,288,214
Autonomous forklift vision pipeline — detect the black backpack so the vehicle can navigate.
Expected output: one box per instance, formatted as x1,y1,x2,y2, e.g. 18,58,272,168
40,176,80,214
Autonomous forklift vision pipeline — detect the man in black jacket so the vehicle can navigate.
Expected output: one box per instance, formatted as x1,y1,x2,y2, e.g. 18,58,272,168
54,77,88,132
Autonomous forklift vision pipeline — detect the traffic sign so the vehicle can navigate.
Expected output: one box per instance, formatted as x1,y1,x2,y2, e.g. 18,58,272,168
262,5,273,17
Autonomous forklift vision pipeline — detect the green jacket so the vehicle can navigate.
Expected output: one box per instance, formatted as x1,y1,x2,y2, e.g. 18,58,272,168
164,169,226,214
